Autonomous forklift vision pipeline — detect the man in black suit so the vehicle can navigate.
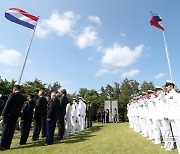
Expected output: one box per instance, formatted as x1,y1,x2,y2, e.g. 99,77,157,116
32,90,47,141
57,88,68,140
45,92,59,145
0,85,26,150
19,93,36,145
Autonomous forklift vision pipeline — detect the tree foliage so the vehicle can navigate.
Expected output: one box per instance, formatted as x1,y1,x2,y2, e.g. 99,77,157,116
0,76,158,122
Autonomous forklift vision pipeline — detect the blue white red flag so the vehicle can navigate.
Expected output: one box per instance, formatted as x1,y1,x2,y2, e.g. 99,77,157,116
150,13,164,31
5,8,39,30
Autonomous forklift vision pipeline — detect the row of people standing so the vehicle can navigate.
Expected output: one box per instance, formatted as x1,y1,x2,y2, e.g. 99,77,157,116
127,80,180,152
0,86,69,150
0,85,93,150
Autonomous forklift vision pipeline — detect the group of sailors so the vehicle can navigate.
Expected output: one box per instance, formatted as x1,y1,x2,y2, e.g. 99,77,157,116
127,80,180,153
0,85,93,151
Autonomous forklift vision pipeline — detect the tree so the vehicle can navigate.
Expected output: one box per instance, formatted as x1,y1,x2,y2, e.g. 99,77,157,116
140,81,154,92
78,88,88,98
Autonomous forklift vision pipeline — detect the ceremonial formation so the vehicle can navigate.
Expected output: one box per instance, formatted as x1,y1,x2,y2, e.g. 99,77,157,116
127,80,180,153
0,85,93,151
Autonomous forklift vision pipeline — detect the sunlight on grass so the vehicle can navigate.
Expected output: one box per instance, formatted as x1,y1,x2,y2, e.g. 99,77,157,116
1,123,177,154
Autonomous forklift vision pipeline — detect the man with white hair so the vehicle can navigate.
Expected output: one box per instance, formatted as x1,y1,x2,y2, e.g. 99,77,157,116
32,90,47,141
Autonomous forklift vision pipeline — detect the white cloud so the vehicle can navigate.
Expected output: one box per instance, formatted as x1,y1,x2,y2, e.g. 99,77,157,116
154,73,165,80
88,15,101,25
95,69,108,77
120,33,126,37
36,11,80,38
0,49,22,65
75,26,101,49
121,69,140,78
4,69,13,74
102,44,144,67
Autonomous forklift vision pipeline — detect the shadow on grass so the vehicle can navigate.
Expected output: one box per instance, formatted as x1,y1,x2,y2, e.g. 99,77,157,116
11,124,104,150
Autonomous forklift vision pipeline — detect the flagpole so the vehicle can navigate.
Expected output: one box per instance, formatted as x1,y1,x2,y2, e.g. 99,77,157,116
17,21,38,85
162,31,173,81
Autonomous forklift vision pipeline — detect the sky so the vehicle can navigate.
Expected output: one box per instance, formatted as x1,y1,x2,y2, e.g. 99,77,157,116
0,0,180,93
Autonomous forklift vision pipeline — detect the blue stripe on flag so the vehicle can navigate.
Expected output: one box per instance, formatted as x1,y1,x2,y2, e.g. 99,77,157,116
5,13,35,29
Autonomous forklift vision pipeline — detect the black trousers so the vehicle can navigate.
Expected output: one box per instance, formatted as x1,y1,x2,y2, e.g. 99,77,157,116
46,119,56,144
20,120,32,144
0,116,18,149
32,117,41,140
57,115,65,139
41,116,47,137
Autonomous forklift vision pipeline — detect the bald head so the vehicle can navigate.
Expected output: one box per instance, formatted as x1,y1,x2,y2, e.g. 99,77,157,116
38,90,44,97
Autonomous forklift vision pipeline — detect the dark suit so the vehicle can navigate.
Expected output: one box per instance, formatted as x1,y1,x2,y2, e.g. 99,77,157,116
46,98,59,144
32,96,47,140
20,99,36,144
0,92,25,150
57,95,68,140
86,104,93,128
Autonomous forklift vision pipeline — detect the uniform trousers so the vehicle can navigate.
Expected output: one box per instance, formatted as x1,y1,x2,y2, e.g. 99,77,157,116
71,116,76,134
57,115,65,140
77,115,82,132
0,116,18,150
64,117,71,137
46,120,56,144
20,120,32,144
32,116,41,140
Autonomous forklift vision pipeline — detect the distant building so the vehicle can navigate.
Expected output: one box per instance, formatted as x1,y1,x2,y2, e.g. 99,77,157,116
104,101,119,122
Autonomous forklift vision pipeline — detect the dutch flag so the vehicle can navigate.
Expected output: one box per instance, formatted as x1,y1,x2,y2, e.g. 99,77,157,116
5,8,39,30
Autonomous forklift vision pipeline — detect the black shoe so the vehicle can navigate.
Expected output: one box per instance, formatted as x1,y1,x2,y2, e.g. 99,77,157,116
0,147,10,151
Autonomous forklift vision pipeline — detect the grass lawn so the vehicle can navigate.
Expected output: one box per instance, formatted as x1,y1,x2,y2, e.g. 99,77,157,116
1,123,178,154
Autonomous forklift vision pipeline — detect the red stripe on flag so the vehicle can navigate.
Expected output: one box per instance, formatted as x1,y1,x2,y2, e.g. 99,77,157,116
9,8,39,21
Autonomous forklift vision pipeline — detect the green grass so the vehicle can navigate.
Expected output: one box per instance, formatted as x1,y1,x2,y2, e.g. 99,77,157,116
1,123,178,154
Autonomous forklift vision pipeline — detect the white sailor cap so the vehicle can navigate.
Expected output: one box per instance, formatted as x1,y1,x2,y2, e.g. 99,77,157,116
165,80,175,86
141,92,147,95
154,86,163,90
147,90,153,93
78,97,83,100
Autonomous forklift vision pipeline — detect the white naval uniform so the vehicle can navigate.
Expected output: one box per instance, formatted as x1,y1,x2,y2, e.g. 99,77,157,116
77,101,83,132
146,96,155,140
71,101,77,134
165,89,180,151
64,103,72,138
81,102,86,131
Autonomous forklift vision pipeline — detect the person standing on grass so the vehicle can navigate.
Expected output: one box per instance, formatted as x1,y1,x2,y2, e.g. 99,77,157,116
64,100,72,138
57,88,68,140
45,92,59,145
32,90,47,141
71,98,78,134
113,108,118,123
19,93,36,145
0,85,26,151
86,101,93,128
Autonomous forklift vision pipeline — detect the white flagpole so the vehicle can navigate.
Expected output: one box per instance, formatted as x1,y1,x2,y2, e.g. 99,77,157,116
162,31,173,81
18,21,38,85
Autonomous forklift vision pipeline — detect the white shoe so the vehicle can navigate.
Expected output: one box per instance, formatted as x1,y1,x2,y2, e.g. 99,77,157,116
165,148,173,151
154,141,161,144
147,138,153,140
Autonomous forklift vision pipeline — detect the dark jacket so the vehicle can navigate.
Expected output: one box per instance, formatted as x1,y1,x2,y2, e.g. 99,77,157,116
21,99,36,121
2,92,26,119
47,98,59,121
59,95,68,117
34,96,47,119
